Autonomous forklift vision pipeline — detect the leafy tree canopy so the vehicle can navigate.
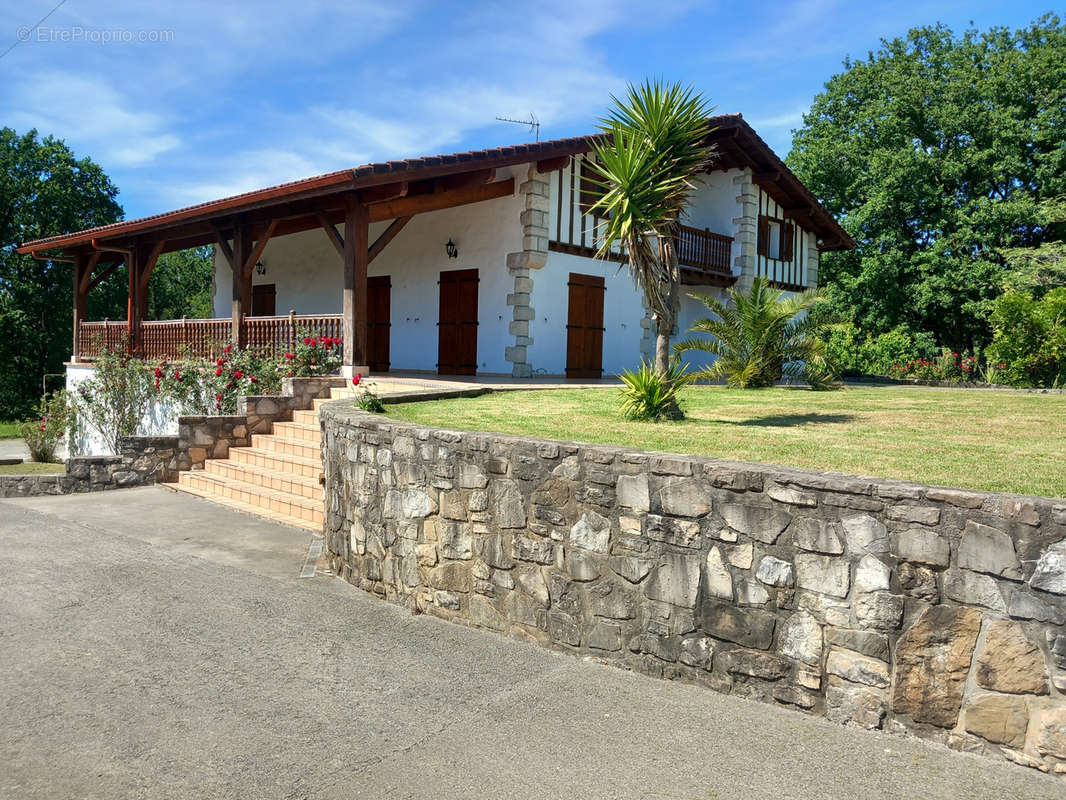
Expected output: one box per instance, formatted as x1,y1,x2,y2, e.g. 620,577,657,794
0,128,216,419
0,128,123,418
788,14,1066,351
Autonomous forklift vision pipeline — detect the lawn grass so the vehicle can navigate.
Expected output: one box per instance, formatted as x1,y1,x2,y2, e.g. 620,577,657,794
0,421,21,439
385,386,1066,498
0,462,65,475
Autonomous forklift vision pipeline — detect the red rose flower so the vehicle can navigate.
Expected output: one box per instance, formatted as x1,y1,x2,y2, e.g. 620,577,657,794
308,337,318,348
224,344,232,355
215,367,223,376
233,370,243,379
352,373,361,386
284,352,294,360
154,367,163,378
39,423,45,431
303,337,312,346
250,376,258,384
215,393,222,401
216,358,225,366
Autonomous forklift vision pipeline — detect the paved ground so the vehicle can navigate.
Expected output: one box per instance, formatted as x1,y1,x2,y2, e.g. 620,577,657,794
0,488,1061,800
0,438,29,461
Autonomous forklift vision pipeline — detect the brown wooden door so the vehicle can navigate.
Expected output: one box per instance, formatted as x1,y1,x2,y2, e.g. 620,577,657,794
565,272,605,378
438,268,479,375
251,284,276,317
367,275,391,372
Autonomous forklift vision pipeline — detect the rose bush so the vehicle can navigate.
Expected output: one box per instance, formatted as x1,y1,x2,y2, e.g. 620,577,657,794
19,390,73,462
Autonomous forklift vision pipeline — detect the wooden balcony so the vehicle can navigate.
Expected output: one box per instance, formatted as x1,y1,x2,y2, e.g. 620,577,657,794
675,224,735,286
76,313,343,361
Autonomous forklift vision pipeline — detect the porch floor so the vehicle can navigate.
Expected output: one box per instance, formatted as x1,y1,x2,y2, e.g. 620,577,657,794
365,372,622,396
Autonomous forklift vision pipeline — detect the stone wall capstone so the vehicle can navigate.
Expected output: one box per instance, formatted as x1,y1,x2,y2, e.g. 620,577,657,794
319,400,1066,777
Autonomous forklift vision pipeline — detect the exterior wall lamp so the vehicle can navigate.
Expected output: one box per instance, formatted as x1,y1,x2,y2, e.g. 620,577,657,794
445,239,458,259
255,260,267,276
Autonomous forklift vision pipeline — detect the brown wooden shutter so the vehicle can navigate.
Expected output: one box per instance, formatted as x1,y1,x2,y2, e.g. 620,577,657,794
757,215,769,257
781,222,795,262
565,273,605,378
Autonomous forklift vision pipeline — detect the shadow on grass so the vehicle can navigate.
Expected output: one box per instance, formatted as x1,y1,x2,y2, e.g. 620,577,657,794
724,412,857,427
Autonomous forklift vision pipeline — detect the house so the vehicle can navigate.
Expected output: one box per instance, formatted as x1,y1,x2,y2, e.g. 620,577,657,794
18,114,853,381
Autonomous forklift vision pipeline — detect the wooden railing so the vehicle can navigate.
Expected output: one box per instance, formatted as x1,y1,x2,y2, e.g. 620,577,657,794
675,224,733,274
76,314,344,361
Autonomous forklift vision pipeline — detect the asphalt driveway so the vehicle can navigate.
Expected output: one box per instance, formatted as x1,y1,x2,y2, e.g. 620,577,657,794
0,487,1060,800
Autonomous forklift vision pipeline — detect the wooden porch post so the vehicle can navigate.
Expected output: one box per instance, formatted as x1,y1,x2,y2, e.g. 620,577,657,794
229,226,251,347
126,246,140,355
72,254,88,362
342,195,369,371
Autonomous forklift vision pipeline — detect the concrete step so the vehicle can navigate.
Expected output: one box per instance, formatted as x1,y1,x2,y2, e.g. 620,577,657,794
203,458,322,501
169,479,321,532
270,421,321,444
250,434,321,461
228,446,322,480
175,470,323,529
291,408,320,426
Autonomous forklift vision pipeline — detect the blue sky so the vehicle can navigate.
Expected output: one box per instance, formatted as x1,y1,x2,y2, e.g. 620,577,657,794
0,0,1058,219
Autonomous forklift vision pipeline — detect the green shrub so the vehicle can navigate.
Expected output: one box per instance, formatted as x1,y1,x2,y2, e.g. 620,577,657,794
72,346,157,453
351,374,385,413
676,277,840,389
824,323,938,376
618,360,687,421
20,391,73,462
987,288,1066,388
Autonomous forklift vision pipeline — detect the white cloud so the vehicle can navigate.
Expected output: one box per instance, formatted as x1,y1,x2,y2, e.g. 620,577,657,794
7,72,181,166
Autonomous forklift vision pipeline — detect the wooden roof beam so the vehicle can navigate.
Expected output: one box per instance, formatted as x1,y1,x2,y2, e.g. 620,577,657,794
439,168,495,191
318,213,345,256
356,181,408,205
536,155,570,173
368,216,412,264
367,177,514,223
242,220,278,279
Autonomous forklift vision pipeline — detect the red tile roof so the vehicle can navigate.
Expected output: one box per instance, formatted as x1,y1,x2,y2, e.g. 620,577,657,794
18,114,852,253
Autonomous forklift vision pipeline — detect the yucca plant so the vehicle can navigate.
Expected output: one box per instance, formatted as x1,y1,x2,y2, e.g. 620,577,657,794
675,277,841,389
618,359,689,421
587,79,716,379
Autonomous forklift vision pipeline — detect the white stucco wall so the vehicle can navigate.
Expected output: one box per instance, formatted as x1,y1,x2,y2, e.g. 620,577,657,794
65,363,179,456
212,166,525,374
528,251,646,376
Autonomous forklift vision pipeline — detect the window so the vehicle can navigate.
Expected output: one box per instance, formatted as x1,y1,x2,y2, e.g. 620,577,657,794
758,215,795,261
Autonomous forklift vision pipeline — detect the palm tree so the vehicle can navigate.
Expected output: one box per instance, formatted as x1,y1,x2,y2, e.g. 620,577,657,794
587,80,715,376
675,277,840,389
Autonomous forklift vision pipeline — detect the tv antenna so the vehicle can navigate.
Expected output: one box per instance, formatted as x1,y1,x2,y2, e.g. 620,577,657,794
495,113,540,142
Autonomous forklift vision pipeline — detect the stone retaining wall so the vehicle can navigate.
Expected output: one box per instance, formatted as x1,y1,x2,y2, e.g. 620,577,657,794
0,435,180,497
320,401,1066,777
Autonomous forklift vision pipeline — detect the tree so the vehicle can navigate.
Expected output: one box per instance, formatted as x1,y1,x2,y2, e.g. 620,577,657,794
0,128,123,419
787,15,1066,352
147,246,214,320
1000,198,1066,298
588,79,715,376
675,277,839,389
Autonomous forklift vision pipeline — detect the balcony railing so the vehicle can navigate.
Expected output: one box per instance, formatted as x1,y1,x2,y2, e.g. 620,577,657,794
675,224,733,275
76,313,344,361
